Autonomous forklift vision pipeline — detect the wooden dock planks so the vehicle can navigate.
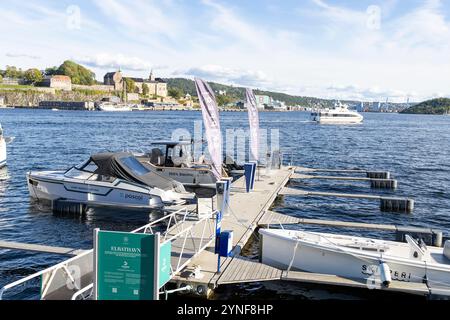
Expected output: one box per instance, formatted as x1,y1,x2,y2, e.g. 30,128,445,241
281,270,430,296
171,166,295,287
217,257,282,284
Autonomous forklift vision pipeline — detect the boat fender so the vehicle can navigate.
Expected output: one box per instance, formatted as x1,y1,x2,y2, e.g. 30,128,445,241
444,240,450,260
379,261,392,287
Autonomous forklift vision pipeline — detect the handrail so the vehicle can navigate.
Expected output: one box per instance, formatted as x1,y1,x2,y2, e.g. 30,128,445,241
30,208,216,301
0,249,92,300
71,283,93,300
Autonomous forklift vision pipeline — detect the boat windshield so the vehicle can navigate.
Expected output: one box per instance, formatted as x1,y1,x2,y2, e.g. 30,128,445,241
121,156,150,176
75,159,98,173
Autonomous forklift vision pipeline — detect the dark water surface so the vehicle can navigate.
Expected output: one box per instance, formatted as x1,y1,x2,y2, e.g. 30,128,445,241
0,109,449,299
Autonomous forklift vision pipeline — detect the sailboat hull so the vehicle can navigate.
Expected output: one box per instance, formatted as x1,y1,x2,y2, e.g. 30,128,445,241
0,138,6,168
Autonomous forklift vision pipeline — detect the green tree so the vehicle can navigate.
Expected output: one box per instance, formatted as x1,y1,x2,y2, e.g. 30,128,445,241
24,68,43,85
216,94,233,107
45,66,58,76
4,66,24,79
142,83,149,96
168,87,183,99
0,74,3,83
124,78,136,93
56,60,95,85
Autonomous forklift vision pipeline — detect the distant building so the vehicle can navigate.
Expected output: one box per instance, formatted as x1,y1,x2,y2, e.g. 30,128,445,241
126,71,167,98
126,93,140,102
0,96,5,106
38,101,95,110
104,70,167,97
255,95,273,110
271,100,287,110
42,75,72,91
104,71,124,91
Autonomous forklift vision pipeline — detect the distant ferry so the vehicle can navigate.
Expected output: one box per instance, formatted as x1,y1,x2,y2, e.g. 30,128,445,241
311,101,363,124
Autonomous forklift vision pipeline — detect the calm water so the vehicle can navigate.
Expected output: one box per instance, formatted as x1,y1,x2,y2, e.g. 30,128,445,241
0,109,449,300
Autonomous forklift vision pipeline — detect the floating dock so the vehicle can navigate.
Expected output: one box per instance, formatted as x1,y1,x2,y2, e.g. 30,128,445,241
280,187,415,213
1,165,447,300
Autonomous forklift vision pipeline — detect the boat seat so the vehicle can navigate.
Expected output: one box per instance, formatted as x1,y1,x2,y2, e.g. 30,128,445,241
150,148,164,166
444,240,450,260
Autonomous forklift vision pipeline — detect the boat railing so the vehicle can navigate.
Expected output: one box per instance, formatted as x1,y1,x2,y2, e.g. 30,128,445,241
71,208,216,300
1,207,216,300
0,249,92,300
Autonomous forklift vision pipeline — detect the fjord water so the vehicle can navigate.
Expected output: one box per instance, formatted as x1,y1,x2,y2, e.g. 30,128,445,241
0,109,449,299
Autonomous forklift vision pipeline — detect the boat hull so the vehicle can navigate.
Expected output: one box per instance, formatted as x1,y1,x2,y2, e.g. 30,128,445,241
98,105,132,112
260,229,450,288
0,138,6,168
312,116,363,124
27,172,164,209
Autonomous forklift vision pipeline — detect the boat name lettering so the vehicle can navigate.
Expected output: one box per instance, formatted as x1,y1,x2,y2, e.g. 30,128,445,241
361,264,411,281
125,193,143,201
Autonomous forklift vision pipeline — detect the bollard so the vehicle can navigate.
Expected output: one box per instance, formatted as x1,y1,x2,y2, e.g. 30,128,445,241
432,230,443,247
244,163,256,192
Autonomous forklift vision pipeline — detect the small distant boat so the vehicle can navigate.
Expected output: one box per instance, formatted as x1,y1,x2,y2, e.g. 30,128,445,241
311,101,363,124
97,102,132,112
52,108,59,111
260,228,450,289
27,152,195,209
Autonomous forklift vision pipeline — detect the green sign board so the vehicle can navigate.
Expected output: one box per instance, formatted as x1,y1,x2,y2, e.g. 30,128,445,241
95,230,171,300
159,241,172,288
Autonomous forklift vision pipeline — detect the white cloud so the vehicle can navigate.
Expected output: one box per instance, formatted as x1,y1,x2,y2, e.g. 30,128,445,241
92,0,182,43
177,64,270,88
76,53,152,71
388,0,450,49
201,0,267,49
5,53,41,60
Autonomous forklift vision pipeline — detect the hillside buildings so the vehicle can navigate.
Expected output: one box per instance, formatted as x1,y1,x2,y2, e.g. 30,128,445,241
103,70,168,98
254,94,287,110
41,75,72,91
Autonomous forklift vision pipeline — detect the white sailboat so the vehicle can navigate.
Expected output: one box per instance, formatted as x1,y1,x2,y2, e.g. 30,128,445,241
259,228,450,291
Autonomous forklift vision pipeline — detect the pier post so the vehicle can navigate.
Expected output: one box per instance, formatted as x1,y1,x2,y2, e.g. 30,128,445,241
432,230,443,247
380,197,414,213
370,179,398,189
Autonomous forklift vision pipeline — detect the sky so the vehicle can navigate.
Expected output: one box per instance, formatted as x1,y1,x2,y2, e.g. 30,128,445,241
1,0,450,102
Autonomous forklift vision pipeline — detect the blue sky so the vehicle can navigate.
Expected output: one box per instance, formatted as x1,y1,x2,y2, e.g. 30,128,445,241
1,0,450,102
